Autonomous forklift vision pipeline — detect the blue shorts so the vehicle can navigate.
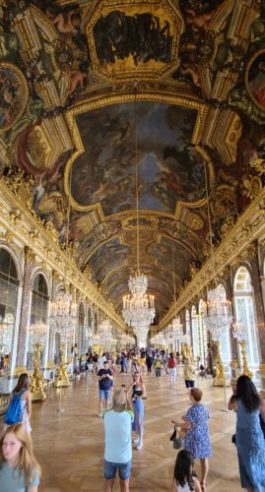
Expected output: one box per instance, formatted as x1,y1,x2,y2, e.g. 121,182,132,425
99,389,111,400
104,459,132,480
185,380,194,388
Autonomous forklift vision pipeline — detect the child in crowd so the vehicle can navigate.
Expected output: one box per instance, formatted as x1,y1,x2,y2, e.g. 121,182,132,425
171,449,201,492
0,423,41,492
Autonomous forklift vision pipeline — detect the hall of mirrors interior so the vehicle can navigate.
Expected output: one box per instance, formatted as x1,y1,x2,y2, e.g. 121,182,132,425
0,0,264,489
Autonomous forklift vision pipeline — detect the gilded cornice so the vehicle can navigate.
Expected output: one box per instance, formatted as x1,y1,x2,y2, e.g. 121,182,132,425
0,177,125,329
159,188,265,330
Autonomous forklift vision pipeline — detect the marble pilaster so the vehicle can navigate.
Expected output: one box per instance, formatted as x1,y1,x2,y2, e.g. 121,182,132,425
16,248,35,368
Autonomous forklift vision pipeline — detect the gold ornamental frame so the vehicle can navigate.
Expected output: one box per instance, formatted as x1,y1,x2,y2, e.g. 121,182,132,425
64,91,212,223
0,62,29,134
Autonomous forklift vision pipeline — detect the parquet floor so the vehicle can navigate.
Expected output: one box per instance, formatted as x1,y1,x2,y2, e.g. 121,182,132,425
31,370,240,491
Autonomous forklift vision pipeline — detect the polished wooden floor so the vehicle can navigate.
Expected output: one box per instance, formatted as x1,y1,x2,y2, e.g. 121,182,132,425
31,370,240,491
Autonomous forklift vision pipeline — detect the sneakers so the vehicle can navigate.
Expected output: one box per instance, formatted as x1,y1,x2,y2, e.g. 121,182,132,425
136,440,143,450
98,412,103,418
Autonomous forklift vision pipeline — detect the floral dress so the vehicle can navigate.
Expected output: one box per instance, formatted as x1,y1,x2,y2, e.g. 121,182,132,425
183,403,211,459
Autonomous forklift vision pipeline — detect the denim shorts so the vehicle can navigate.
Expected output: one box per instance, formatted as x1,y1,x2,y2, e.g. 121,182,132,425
99,389,111,400
185,380,195,388
104,459,132,480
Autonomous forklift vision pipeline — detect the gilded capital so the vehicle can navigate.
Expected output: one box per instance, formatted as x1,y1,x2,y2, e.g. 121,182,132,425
25,246,35,263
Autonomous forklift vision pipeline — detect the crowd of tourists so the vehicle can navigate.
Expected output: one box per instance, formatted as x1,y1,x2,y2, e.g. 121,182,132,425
1,351,265,491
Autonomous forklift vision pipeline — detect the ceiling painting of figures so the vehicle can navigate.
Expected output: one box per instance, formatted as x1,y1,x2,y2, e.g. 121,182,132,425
89,238,130,284
70,102,206,216
148,236,195,283
0,0,264,328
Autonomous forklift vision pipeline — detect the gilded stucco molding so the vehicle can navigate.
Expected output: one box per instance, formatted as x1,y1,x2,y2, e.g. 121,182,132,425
0,178,125,329
159,188,265,330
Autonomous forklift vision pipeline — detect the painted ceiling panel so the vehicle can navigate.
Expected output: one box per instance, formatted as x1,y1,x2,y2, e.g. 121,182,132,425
0,0,264,327
71,102,204,215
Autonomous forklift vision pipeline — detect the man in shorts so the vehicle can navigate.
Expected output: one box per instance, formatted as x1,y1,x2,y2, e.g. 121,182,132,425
103,388,134,492
97,360,113,417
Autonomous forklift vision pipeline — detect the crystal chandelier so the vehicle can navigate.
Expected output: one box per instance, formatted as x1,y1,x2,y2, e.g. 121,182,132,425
122,274,155,329
204,290,232,341
121,87,155,344
49,288,77,333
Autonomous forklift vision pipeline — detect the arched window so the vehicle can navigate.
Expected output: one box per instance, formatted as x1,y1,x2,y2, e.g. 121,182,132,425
78,303,85,354
234,266,260,367
0,248,19,358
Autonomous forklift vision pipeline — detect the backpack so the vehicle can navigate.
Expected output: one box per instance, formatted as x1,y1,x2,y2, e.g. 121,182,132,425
4,390,25,425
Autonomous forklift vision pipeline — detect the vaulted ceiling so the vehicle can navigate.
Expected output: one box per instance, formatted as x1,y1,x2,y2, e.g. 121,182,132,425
0,0,264,323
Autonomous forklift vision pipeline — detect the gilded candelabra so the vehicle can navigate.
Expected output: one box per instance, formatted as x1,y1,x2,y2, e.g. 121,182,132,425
213,341,227,386
205,290,232,387
53,343,70,388
30,342,46,401
233,322,253,379
239,339,253,379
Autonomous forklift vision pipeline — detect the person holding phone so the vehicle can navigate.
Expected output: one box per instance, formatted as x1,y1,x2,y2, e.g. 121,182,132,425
97,360,113,417
128,372,146,450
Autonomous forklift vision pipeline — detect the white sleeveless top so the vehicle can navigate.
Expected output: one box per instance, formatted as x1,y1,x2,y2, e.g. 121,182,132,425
176,482,191,492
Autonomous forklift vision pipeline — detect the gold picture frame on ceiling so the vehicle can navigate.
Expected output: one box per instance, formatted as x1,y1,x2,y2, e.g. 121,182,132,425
0,62,29,134
245,48,265,113
64,91,213,223
86,0,183,81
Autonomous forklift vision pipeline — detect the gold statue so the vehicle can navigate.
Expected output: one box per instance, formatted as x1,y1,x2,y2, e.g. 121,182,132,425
30,343,46,401
213,341,229,387
53,344,71,388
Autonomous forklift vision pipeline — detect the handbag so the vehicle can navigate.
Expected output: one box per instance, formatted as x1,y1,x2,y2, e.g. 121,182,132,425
169,428,183,450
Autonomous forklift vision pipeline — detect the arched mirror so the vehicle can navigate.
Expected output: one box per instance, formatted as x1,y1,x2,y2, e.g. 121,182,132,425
27,273,49,369
0,248,19,371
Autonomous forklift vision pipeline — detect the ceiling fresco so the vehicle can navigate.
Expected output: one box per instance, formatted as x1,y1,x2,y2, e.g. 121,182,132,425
70,102,206,216
0,0,264,324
